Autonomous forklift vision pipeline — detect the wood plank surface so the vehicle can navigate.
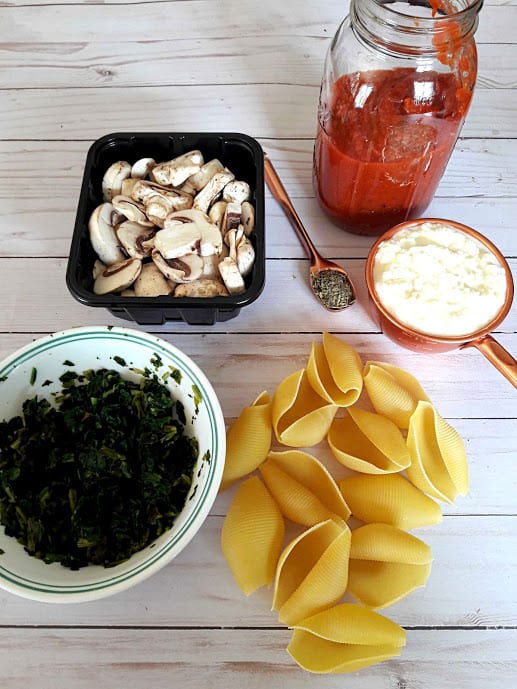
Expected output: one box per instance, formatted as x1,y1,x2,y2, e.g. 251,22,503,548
0,0,516,686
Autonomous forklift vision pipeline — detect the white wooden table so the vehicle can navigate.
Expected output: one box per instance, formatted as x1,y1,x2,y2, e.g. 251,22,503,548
1,1,516,687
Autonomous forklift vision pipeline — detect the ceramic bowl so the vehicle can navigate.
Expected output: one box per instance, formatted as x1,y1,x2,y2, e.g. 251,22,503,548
0,326,226,603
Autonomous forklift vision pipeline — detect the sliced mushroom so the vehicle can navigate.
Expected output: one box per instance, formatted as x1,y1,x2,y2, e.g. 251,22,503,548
131,157,156,179
152,250,204,283
143,193,178,228
186,158,224,191
93,257,142,295
222,202,242,239
164,208,222,256
241,200,255,236
154,223,201,259
102,161,132,202
193,169,235,213
111,195,150,224
201,254,222,280
130,180,194,212
174,278,229,298
218,256,246,295
133,262,174,296
208,200,227,228
228,225,255,277
92,258,106,280
151,150,204,187
89,202,125,266
223,180,251,204
121,177,139,198
116,221,156,259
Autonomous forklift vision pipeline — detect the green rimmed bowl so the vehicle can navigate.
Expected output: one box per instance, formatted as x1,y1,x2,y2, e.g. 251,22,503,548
0,326,225,603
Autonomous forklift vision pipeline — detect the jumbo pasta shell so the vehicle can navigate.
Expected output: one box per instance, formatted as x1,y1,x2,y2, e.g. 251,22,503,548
259,450,351,527
328,407,410,474
338,474,442,529
363,361,431,429
406,400,469,504
306,332,363,406
347,523,432,609
220,391,272,491
221,476,285,595
272,369,338,447
288,603,405,673
273,519,351,626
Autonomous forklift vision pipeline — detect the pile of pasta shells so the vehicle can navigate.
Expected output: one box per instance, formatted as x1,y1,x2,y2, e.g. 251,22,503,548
220,332,468,674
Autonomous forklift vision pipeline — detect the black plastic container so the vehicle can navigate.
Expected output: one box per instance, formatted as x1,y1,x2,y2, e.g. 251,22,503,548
66,132,265,325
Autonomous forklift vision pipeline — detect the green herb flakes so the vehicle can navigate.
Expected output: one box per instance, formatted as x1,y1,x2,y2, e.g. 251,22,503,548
113,356,127,367
29,367,37,385
0,368,198,570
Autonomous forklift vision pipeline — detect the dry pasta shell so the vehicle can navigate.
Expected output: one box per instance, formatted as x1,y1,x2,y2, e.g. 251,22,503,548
221,476,285,596
328,407,410,474
272,368,338,447
338,474,442,529
363,361,431,429
288,630,404,674
406,400,469,504
306,332,363,406
220,390,272,491
288,603,405,673
273,519,351,626
259,450,351,527
347,523,432,609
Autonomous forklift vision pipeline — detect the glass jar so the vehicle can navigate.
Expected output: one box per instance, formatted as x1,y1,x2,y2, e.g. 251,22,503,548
313,0,482,236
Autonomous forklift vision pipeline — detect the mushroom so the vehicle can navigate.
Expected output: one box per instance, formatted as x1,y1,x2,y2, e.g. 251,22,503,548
241,200,255,236
227,225,255,277
102,161,132,201
174,278,230,298
222,202,242,239
164,208,223,256
93,258,142,295
218,256,246,295
121,177,139,198
186,158,225,192
193,169,235,213
154,223,201,259
151,150,204,187
130,180,194,213
131,157,156,179
208,200,227,228
116,221,156,259
88,202,126,266
152,250,204,283
133,262,174,296
111,195,150,224
223,180,251,204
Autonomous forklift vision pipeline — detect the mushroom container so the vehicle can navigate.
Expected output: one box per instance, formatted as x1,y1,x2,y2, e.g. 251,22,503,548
67,132,265,325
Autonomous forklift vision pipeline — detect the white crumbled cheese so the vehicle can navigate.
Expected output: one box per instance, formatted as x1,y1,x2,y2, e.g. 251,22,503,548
373,221,508,337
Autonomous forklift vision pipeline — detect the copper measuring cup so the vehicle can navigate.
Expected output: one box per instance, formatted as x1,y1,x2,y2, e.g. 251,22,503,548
365,219,516,388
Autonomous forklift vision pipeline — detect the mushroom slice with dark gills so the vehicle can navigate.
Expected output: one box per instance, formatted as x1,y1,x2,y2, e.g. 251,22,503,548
116,221,156,259
93,257,142,295
130,180,193,212
154,222,202,259
150,150,204,187
88,202,126,266
152,250,204,283
165,209,223,256
111,195,150,224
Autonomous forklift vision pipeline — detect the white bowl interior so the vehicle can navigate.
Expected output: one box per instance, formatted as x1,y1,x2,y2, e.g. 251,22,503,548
0,326,225,602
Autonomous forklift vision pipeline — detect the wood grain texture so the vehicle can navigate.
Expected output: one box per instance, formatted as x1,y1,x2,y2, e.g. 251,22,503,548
0,0,516,686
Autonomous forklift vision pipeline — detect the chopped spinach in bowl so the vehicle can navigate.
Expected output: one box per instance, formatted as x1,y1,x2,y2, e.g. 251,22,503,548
0,368,198,570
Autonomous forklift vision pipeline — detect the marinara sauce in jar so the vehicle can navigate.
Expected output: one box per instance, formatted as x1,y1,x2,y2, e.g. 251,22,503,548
313,0,482,235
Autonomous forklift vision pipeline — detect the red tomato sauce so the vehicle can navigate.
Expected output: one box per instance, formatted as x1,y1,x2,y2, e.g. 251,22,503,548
313,68,473,235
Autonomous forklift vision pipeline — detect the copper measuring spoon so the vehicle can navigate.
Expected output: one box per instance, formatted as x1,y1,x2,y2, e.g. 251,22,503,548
264,156,356,311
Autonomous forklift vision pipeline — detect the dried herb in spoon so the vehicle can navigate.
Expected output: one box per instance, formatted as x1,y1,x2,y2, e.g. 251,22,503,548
311,269,354,310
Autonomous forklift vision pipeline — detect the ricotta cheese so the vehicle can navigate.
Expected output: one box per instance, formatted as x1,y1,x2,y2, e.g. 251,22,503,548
373,221,508,337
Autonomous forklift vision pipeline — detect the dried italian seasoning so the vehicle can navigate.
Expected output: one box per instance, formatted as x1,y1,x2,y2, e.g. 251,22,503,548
311,269,354,310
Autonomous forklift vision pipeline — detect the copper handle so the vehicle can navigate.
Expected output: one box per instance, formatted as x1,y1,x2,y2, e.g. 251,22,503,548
462,335,517,388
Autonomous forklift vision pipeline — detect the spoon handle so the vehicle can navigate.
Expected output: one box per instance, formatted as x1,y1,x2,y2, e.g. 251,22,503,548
264,156,320,265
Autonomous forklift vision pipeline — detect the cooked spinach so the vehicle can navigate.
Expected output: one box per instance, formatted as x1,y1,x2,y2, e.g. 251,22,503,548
0,368,199,569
